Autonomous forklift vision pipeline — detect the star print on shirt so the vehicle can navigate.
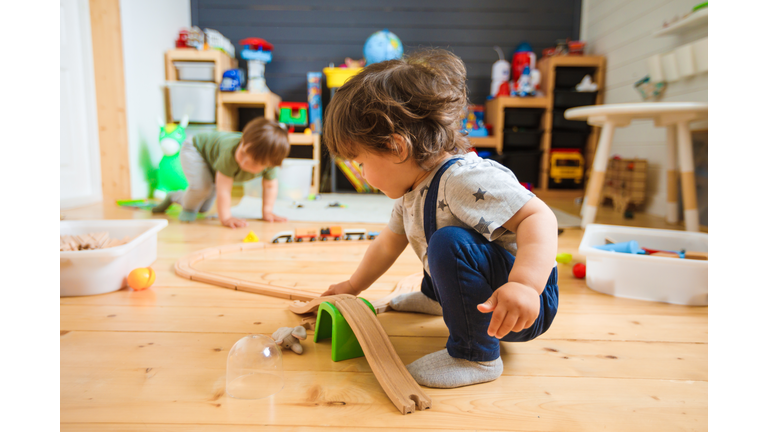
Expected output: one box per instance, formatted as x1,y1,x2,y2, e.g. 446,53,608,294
474,217,492,234
438,199,448,211
473,188,487,201
420,185,429,196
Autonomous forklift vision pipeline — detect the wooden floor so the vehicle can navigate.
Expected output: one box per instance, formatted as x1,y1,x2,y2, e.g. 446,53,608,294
61,198,707,431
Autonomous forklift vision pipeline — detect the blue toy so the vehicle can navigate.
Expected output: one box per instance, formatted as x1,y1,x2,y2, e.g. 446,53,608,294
363,29,403,65
593,241,643,254
220,68,244,92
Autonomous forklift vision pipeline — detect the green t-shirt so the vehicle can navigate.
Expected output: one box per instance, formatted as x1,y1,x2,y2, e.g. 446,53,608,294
193,131,278,182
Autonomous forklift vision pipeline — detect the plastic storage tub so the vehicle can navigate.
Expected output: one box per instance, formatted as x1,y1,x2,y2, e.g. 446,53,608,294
553,109,591,132
496,150,542,186
166,81,217,123
578,224,708,306
244,158,318,200
60,219,168,296
173,61,216,81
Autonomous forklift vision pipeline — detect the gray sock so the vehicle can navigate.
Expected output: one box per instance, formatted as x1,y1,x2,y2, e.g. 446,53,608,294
407,349,503,389
151,191,182,214
390,291,443,316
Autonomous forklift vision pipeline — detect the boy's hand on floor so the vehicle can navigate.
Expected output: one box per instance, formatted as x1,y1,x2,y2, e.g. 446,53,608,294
477,282,540,339
262,211,287,222
220,217,248,229
321,280,362,297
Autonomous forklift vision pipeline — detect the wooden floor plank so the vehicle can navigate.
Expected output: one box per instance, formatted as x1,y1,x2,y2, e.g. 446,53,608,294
61,331,707,381
61,304,707,343
60,368,706,430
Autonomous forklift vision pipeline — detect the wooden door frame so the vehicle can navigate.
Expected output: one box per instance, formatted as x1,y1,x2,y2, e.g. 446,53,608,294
89,0,131,203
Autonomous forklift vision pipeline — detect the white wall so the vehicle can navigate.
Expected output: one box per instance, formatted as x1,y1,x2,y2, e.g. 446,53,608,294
120,0,190,198
580,0,707,218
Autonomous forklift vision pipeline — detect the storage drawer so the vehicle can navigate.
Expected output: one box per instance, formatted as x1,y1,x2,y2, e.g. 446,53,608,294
555,67,596,89
503,129,542,149
504,108,544,128
553,90,598,108
553,109,590,132
173,61,216,82
551,130,590,148
496,150,542,186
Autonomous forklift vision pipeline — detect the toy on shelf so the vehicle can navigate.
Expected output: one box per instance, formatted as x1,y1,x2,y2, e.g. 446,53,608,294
127,267,156,291
490,46,511,98
603,157,648,214
542,38,588,58
220,68,244,92
175,27,204,50
342,57,366,68
462,105,489,137
511,64,537,97
575,75,598,92
549,149,584,188
156,116,189,195
363,29,403,65
271,326,307,355
240,37,273,93
278,102,308,133
508,42,541,97
307,72,323,133
203,28,235,57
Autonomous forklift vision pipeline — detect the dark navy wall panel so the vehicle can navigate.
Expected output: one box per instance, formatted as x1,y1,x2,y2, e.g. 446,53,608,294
193,0,581,104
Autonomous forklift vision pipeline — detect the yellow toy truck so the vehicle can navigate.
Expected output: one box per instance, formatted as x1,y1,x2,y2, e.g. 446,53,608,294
549,149,584,188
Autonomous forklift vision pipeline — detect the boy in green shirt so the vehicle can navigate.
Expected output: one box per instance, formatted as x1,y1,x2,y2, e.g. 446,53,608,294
153,118,291,228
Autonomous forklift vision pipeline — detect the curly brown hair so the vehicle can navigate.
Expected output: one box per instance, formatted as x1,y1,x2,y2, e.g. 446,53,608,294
324,49,471,170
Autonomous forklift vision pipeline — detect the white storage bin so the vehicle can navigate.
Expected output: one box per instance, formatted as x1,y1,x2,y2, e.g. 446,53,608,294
60,219,168,297
173,61,216,81
243,158,318,200
578,224,708,306
166,81,217,123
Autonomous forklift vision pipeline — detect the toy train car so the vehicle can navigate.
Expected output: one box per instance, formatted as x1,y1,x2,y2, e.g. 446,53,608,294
271,227,381,244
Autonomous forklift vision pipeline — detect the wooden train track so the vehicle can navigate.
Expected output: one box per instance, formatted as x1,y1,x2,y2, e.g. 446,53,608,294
175,242,422,307
335,297,432,414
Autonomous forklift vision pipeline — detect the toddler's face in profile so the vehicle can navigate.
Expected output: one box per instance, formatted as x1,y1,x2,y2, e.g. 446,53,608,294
235,142,267,174
354,149,417,200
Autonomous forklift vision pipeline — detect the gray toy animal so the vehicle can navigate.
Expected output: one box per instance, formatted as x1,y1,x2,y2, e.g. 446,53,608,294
271,326,307,354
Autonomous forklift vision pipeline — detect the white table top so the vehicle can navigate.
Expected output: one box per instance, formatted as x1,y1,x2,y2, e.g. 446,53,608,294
565,102,708,121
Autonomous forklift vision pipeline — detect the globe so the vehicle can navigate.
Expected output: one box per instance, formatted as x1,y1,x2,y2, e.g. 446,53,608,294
363,29,403,65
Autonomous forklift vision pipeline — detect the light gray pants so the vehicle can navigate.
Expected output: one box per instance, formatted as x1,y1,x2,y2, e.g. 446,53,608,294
169,138,217,213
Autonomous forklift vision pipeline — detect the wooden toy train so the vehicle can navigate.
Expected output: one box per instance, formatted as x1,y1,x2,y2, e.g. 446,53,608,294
271,226,380,243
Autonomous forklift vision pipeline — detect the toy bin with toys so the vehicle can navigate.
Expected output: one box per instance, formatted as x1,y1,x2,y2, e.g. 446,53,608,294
578,224,707,306
60,219,168,297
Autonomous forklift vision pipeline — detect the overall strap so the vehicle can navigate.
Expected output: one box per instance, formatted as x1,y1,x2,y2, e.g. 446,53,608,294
423,158,462,244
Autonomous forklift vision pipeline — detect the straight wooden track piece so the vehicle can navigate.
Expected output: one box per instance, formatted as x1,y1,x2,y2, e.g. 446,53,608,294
289,294,356,314
335,297,431,415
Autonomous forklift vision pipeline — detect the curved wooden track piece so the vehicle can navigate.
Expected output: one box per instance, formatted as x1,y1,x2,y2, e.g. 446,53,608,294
174,243,317,301
288,294,356,314
335,297,431,415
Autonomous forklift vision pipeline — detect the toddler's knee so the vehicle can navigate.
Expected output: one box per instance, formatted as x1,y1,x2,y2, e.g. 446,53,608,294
429,226,480,253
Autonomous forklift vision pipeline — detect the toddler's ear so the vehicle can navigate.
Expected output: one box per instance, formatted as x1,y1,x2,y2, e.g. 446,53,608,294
390,134,410,161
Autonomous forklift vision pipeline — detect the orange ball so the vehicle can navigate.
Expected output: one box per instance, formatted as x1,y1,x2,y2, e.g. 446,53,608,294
127,267,156,290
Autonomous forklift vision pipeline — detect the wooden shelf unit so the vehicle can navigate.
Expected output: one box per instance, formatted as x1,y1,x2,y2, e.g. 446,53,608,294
537,55,606,191
217,91,282,131
483,96,549,154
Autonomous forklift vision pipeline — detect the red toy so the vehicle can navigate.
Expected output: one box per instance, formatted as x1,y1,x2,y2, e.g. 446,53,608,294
572,263,586,279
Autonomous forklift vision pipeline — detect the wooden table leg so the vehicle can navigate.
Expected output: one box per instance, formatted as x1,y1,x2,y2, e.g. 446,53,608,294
665,125,679,224
676,121,699,232
581,121,615,228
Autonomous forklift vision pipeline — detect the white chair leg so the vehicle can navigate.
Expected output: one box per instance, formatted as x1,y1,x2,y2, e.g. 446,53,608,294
581,121,616,228
665,125,679,224
676,121,699,232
